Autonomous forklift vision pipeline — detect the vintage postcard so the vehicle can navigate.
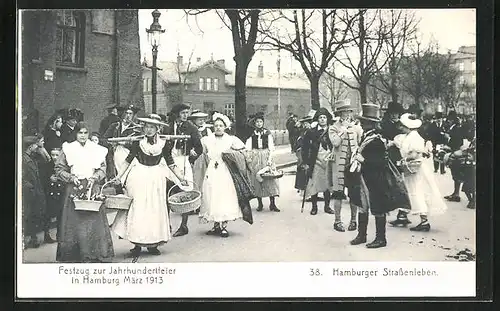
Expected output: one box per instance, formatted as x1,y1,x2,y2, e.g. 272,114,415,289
17,8,477,298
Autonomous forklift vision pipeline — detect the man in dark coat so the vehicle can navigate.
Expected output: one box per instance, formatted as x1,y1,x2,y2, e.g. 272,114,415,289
350,104,411,249
164,103,203,237
380,101,405,165
444,110,466,202
286,114,300,152
22,134,48,249
99,103,121,136
60,109,83,143
428,111,448,174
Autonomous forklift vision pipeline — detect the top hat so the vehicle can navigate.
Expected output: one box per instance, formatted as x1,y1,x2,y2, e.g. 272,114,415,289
357,103,381,122
334,100,355,113
384,101,405,114
188,109,209,119
407,104,423,115
171,103,191,115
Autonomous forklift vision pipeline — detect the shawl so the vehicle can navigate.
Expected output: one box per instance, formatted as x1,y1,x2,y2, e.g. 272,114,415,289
62,140,108,179
221,150,255,225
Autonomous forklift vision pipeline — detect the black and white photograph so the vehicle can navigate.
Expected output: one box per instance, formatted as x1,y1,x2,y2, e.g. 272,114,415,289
17,7,479,298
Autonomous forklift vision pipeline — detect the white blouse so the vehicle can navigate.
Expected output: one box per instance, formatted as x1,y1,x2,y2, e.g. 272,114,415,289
62,140,108,179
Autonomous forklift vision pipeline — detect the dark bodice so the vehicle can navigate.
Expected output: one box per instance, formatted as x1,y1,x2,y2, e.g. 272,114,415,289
125,140,174,167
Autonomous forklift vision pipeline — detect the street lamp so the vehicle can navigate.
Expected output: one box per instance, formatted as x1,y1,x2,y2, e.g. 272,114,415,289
146,9,165,114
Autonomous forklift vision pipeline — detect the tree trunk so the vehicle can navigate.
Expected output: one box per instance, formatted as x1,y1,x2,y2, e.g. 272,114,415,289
234,61,248,140
310,76,320,110
390,74,398,103
359,81,368,104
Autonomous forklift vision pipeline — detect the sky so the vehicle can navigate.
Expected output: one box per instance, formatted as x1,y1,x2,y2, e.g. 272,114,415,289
138,9,476,78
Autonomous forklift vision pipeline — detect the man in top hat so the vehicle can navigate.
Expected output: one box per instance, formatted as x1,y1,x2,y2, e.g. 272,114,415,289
60,108,83,143
428,111,448,174
349,103,411,248
328,100,363,232
443,110,466,202
99,103,121,136
102,104,142,189
286,114,300,152
294,111,315,193
164,103,203,237
189,110,212,139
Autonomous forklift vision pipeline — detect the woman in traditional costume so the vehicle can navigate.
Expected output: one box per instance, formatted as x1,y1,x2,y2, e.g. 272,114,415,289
245,112,280,212
301,108,335,215
111,116,188,256
200,113,249,237
54,122,114,262
389,113,447,232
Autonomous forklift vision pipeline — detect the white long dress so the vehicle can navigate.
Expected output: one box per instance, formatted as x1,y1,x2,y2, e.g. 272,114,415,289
199,133,245,223
394,131,448,216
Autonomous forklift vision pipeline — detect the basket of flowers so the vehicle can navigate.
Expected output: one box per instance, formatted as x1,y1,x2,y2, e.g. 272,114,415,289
72,181,104,212
167,181,201,214
261,170,284,180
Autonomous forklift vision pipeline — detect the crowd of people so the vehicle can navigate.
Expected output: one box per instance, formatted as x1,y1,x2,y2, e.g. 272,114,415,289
21,99,476,261
288,101,475,248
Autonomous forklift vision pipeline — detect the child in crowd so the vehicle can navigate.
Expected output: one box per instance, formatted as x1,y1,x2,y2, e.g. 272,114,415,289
45,148,65,242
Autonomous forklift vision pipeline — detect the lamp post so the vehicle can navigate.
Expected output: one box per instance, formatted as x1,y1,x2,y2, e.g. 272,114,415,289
146,9,165,114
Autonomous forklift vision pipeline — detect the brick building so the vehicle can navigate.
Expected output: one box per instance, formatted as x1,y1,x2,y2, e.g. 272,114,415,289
142,55,311,129
20,9,143,133
451,46,476,115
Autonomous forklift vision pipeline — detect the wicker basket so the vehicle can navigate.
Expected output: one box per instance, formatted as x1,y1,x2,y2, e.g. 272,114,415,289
168,181,201,214
104,194,133,210
261,170,284,180
402,159,422,175
74,199,103,212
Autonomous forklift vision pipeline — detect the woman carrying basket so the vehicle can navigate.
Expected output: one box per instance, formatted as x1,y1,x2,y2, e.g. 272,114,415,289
388,113,447,232
111,116,188,257
245,112,280,212
54,122,113,263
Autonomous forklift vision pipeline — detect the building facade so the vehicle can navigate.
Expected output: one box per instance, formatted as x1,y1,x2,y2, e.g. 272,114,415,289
21,9,143,133
451,46,476,115
143,56,311,129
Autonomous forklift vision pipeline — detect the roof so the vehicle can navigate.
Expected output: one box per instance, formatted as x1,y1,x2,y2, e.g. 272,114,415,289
145,59,311,91
225,71,310,90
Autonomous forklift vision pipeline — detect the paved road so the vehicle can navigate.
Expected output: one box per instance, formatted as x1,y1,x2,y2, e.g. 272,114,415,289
23,158,475,263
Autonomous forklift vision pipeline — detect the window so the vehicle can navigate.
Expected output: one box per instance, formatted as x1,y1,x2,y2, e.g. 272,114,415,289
213,78,219,91
458,62,465,71
224,103,235,118
471,60,476,70
56,10,85,67
143,78,149,92
199,78,204,91
206,78,212,91
203,101,214,113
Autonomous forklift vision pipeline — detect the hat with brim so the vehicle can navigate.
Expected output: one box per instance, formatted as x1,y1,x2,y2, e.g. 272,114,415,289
384,101,405,114
334,100,355,113
188,110,209,119
298,116,314,123
357,103,381,122
118,104,140,114
136,117,168,127
105,103,118,110
313,108,333,122
399,113,422,129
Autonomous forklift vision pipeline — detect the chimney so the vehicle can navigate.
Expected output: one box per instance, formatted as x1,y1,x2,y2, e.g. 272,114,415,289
217,59,225,67
177,54,183,66
258,61,264,78
196,57,201,63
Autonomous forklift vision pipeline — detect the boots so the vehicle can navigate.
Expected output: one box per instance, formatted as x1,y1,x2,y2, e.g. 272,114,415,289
256,198,264,212
366,216,387,249
350,213,368,245
324,191,334,214
173,214,189,237
269,196,280,212
310,195,318,215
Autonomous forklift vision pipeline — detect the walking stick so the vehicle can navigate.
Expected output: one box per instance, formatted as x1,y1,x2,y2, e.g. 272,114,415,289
301,166,310,213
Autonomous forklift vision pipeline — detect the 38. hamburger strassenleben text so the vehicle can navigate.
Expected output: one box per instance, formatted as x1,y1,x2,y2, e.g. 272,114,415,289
58,265,176,286
331,268,438,278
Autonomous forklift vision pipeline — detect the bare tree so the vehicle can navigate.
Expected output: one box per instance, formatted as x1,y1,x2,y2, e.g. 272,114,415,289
319,62,349,108
372,9,419,103
330,9,393,106
258,9,358,110
186,9,260,139
170,47,196,105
